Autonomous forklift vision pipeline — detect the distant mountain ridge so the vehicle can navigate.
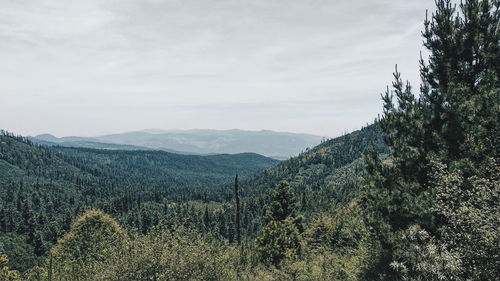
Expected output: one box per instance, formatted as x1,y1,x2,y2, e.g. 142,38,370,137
31,129,326,159
31,135,188,153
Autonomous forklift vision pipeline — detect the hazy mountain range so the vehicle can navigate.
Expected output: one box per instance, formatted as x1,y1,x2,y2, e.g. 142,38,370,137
31,129,326,159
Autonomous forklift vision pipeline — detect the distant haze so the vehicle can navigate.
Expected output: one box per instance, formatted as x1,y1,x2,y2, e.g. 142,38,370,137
0,0,434,137
32,129,325,159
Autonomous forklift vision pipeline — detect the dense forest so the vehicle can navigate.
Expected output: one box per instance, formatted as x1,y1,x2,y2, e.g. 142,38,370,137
1,0,498,280
0,135,278,272
0,121,384,274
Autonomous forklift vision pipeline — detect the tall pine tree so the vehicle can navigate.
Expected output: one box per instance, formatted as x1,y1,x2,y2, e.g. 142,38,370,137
362,0,499,279
234,173,241,245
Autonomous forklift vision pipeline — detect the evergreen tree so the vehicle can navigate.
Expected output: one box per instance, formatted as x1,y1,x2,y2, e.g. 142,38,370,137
234,174,241,245
265,181,299,223
432,161,499,280
256,219,301,266
362,0,499,279
257,181,302,266
32,232,45,257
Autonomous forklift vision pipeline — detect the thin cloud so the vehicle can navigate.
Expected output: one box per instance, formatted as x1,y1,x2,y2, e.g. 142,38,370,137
0,0,434,137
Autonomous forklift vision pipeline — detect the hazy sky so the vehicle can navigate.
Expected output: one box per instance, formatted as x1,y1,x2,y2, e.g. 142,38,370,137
1,0,434,137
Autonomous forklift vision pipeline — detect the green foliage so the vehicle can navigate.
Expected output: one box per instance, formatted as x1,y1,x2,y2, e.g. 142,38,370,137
23,207,384,281
243,124,388,214
248,251,371,281
256,219,302,266
432,161,500,280
248,201,382,281
0,253,21,281
51,146,278,194
362,147,433,240
50,209,126,280
257,181,303,266
390,225,463,281
265,181,299,223
326,203,371,254
0,112,413,280
2,1,497,275
305,202,382,280
362,0,499,279
0,234,39,273
95,227,237,281
0,131,277,272
19,212,240,281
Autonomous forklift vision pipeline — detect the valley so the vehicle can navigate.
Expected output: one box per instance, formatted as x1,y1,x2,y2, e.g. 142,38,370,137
0,0,498,280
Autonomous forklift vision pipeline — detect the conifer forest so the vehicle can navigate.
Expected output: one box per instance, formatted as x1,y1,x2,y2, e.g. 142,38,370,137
0,0,498,280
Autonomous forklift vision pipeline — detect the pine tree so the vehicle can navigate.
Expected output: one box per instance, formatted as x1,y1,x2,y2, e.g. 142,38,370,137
257,181,302,266
203,206,211,233
234,173,241,245
32,231,45,256
362,0,499,279
265,181,299,223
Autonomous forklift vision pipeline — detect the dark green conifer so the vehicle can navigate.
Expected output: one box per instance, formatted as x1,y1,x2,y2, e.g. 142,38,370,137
234,173,241,245
362,0,499,279
257,181,302,266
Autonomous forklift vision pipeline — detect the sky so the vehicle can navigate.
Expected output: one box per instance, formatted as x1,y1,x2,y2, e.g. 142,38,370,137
0,0,435,138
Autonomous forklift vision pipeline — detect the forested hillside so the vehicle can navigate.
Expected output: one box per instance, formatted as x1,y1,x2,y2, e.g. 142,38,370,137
0,122,385,275
1,124,389,280
29,138,155,152
1,0,498,280
241,123,388,213
0,133,277,272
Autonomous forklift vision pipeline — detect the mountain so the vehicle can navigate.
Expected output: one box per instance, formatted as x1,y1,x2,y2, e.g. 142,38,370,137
241,123,389,213
32,134,98,143
1,124,385,273
32,129,326,159
0,132,278,271
31,139,155,151
49,147,279,187
30,135,192,154
1,132,278,201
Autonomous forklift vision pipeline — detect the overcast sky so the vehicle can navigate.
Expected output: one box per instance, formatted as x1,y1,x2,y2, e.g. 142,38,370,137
0,0,434,137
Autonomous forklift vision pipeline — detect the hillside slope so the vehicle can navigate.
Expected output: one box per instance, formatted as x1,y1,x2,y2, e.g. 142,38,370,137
30,138,155,151
242,123,388,213
50,147,278,196
0,132,278,271
1,124,385,272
